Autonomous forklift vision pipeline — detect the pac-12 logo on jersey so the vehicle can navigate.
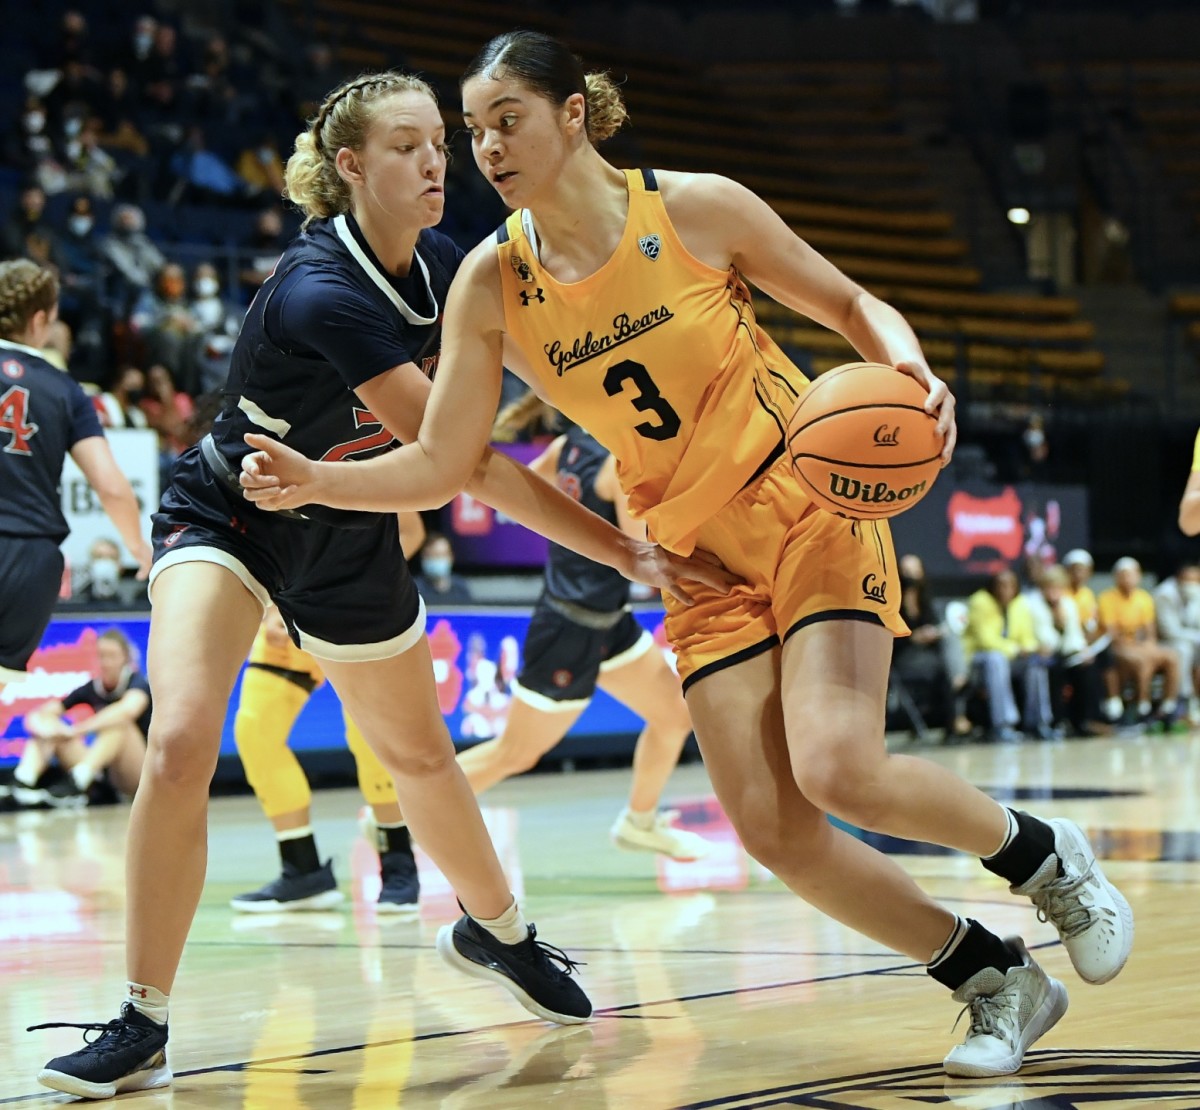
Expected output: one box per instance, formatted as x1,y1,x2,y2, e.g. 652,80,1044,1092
638,234,661,261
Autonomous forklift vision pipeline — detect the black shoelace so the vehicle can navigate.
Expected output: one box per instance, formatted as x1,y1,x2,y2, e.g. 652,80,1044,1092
27,1017,151,1054
526,925,584,977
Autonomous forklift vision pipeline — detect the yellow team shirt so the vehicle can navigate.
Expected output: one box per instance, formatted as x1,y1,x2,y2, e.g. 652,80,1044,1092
961,589,1038,659
1070,584,1098,630
1192,428,1200,471
1097,587,1156,641
247,623,324,681
496,168,808,555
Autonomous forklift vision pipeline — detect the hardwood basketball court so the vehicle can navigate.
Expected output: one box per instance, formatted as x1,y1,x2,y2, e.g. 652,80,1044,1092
3,732,1199,1107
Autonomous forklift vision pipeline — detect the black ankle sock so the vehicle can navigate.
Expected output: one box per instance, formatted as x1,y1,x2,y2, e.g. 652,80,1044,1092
279,832,321,874
981,809,1059,887
379,824,411,856
927,919,1022,991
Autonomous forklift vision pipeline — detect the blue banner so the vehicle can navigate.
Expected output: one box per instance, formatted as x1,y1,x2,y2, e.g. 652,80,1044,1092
0,608,673,767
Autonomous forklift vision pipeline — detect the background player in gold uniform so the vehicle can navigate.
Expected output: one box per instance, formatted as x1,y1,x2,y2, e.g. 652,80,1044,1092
230,513,426,914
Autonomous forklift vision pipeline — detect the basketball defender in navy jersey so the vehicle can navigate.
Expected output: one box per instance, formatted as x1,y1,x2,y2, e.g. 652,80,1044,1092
462,395,711,860
0,260,149,702
32,72,731,1100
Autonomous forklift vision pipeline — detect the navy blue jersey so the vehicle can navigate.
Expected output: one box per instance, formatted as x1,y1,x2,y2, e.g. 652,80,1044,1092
544,426,629,613
0,339,103,541
62,666,152,738
205,214,464,529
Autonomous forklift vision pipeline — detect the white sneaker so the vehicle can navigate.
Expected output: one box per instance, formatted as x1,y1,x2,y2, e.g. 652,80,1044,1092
1012,818,1133,984
943,937,1068,1078
610,809,711,861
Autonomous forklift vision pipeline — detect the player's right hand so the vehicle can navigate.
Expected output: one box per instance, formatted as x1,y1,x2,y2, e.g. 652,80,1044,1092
240,433,317,511
131,539,153,581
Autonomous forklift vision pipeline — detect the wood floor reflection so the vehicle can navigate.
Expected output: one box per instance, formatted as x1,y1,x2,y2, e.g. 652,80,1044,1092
4,733,1200,1108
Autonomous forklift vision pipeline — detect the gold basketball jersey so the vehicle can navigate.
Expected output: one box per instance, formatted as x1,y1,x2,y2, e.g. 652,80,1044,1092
496,168,808,554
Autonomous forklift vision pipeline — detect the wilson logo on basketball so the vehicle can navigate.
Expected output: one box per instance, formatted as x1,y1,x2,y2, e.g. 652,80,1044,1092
873,424,900,446
828,472,928,505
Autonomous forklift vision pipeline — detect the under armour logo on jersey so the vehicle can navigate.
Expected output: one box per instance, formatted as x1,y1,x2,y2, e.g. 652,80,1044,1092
638,234,661,261
519,288,545,306
510,255,535,283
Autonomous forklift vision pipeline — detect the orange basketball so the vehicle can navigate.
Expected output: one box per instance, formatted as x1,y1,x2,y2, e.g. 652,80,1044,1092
786,361,943,520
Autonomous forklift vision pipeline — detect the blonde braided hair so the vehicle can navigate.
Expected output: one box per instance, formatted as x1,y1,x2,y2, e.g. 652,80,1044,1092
0,259,58,342
285,71,438,224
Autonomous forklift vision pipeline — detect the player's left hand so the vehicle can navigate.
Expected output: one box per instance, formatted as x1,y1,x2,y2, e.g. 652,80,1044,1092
240,433,318,510
896,360,957,467
626,541,743,605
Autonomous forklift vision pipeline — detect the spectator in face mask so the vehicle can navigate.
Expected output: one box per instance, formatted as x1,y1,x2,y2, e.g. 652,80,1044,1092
75,537,124,604
98,203,165,311
131,262,204,389
94,366,149,429
414,533,474,606
190,263,239,394
1155,560,1200,723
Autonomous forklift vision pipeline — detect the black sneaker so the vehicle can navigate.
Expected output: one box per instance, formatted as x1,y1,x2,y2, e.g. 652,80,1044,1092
229,859,345,913
32,1002,171,1098
44,777,88,809
436,914,592,1024
378,843,420,916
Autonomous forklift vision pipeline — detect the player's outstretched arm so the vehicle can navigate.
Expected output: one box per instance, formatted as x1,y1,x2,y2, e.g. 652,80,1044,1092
69,436,152,578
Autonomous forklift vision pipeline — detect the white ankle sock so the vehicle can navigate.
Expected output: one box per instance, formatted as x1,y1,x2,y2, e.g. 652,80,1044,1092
1138,700,1152,716
624,806,657,831
1161,698,1178,715
71,764,95,791
928,915,969,967
474,899,528,946
983,808,1019,860
13,767,37,789
126,982,169,1025
276,824,314,842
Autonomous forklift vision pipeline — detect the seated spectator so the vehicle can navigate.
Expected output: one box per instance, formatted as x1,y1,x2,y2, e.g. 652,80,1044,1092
139,363,194,485
190,262,240,393
2,184,60,261
11,629,150,808
962,569,1053,741
1098,557,1181,725
1027,564,1104,736
94,365,149,429
236,133,286,198
891,553,970,738
71,536,134,606
98,203,165,312
414,533,474,606
239,206,286,297
130,262,204,388
63,116,122,199
169,125,246,205
1155,560,1200,722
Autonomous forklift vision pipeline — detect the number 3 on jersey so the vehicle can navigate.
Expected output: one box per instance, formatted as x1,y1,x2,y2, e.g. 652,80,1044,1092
603,359,680,441
0,385,38,455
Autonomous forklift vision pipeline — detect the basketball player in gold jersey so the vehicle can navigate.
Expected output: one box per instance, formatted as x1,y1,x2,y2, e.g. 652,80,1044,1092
230,513,425,914
1178,427,1200,535
241,32,1133,1077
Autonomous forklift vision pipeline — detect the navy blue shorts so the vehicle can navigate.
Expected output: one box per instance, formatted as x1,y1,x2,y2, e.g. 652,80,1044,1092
149,446,423,661
513,598,652,709
0,535,64,677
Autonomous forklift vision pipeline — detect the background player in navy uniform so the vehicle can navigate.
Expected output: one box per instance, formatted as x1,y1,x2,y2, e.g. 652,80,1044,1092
0,259,150,701
32,71,731,1100
462,393,711,861
19,629,151,808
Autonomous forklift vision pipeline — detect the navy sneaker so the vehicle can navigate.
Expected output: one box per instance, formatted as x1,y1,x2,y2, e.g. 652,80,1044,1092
32,1002,171,1098
436,914,591,1024
378,843,420,915
229,859,344,913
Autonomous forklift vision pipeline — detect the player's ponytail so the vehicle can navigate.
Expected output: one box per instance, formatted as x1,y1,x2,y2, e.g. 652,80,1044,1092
0,259,58,342
583,72,628,143
463,31,628,145
285,71,438,224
